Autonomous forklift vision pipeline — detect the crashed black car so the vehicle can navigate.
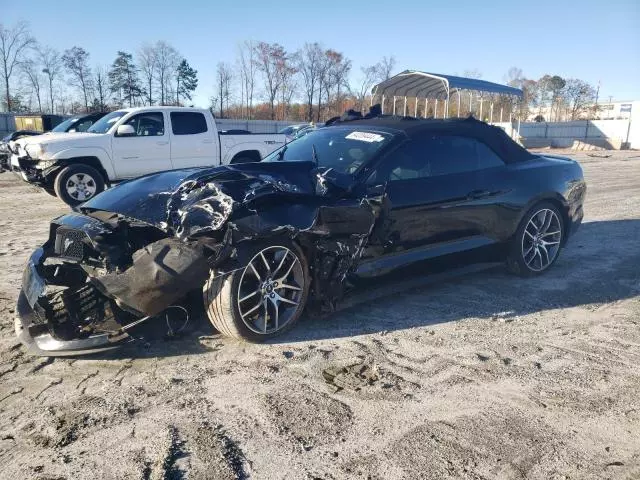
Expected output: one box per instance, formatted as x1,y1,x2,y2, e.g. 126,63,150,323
15,115,586,355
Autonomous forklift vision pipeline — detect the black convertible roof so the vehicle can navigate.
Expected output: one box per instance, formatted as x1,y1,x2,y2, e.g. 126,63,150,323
329,115,534,164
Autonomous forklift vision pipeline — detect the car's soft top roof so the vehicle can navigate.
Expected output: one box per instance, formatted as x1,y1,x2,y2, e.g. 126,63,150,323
327,115,534,163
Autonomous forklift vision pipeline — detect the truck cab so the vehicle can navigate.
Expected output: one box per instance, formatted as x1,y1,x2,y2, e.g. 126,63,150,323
13,107,286,206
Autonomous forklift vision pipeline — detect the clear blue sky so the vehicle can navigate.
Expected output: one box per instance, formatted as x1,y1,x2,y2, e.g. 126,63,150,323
4,0,639,107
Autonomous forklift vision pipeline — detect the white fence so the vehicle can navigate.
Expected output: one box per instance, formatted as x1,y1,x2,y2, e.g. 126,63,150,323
216,119,296,133
493,119,638,149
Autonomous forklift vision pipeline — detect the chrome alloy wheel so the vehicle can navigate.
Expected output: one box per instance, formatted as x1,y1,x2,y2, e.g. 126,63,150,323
237,246,305,335
521,208,562,272
66,173,97,201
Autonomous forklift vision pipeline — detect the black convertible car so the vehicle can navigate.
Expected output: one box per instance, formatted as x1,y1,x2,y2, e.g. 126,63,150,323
15,114,586,355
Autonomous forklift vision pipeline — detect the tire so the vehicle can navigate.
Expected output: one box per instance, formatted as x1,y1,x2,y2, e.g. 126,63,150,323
54,164,105,206
506,201,565,277
203,242,310,342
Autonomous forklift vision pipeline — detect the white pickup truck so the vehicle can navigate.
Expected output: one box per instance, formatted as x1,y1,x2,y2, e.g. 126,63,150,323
13,106,286,205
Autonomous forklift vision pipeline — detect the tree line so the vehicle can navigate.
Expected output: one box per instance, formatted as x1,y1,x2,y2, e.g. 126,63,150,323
1,20,603,123
0,21,198,114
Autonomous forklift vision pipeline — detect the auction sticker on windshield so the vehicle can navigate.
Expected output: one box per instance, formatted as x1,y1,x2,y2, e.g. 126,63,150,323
345,132,385,143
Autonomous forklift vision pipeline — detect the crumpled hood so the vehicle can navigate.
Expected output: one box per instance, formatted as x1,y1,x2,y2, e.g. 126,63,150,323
80,161,318,236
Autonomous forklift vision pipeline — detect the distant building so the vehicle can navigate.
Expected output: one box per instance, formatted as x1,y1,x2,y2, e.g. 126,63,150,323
529,100,637,122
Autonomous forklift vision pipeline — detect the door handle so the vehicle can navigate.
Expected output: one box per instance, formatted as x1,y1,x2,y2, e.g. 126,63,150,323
467,189,492,200
156,141,169,146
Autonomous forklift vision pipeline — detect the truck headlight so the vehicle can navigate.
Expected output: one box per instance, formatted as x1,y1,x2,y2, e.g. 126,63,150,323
36,160,57,170
25,143,45,159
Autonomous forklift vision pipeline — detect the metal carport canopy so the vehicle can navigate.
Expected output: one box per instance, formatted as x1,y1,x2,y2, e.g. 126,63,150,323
371,70,523,99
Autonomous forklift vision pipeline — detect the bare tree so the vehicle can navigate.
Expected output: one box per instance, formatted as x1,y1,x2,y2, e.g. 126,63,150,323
277,56,297,120
0,21,35,111
39,46,61,113
351,64,379,112
20,58,43,112
377,55,396,81
215,62,233,117
138,44,156,105
62,46,92,111
254,42,285,120
323,50,351,118
463,68,482,79
94,65,108,110
237,40,257,118
296,42,323,121
154,41,179,105
564,78,596,120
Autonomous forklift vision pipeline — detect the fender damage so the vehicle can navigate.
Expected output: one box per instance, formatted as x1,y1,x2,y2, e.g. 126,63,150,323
17,161,387,355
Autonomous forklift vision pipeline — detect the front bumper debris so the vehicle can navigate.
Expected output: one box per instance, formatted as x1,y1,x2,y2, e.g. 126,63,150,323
15,249,133,356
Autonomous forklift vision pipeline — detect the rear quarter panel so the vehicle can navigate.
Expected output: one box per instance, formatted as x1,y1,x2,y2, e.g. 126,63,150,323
477,155,585,242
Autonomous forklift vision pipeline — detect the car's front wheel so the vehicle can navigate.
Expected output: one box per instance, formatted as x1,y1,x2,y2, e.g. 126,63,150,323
203,243,310,342
507,202,564,276
54,164,105,206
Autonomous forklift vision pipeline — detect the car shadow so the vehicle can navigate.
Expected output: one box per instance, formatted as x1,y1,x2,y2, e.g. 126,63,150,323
276,219,640,343
85,219,640,358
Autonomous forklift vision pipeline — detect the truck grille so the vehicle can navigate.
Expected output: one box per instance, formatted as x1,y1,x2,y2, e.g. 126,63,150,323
54,228,86,261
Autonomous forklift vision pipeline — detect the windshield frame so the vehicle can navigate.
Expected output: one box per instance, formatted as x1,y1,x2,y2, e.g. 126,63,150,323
86,110,128,134
263,126,399,177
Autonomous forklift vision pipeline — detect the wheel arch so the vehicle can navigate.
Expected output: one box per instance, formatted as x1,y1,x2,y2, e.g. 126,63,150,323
229,149,262,164
45,156,110,186
515,193,571,245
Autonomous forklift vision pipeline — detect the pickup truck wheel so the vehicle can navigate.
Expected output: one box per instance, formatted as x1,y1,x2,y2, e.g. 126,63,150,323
54,164,105,206
203,243,310,342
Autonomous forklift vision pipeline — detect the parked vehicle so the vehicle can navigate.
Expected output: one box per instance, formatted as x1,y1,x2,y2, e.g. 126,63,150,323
9,112,108,172
15,114,586,356
0,130,40,171
13,107,286,205
279,123,313,142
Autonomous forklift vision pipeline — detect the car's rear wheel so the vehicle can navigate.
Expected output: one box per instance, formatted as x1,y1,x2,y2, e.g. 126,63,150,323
203,243,310,341
507,202,564,276
54,164,105,206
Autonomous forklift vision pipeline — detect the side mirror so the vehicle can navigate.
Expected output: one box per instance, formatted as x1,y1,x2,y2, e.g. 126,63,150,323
116,124,136,137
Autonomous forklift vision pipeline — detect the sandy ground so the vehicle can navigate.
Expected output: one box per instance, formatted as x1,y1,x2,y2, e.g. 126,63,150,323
0,151,639,480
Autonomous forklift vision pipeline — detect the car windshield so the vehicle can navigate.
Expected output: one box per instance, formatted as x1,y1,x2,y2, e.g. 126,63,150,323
87,111,127,134
263,127,393,174
51,117,78,132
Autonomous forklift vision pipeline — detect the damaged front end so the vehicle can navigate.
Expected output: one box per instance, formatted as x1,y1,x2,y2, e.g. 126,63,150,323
14,212,205,355
16,161,387,355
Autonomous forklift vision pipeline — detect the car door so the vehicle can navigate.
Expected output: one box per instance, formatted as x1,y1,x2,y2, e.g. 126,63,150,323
111,111,172,179
169,111,219,169
357,134,491,276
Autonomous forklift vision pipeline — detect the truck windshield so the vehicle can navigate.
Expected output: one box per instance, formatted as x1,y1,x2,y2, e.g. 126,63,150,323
52,117,78,132
87,111,127,134
263,127,392,174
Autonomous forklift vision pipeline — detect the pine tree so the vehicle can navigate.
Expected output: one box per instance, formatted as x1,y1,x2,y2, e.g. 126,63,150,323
176,59,198,106
108,51,142,107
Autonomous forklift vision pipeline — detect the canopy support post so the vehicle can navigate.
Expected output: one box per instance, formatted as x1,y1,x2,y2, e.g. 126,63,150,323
381,95,385,114
500,107,503,122
490,102,494,124
414,97,418,117
457,90,461,118
479,95,484,121
469,92,473,117
425,98,428,118
434,99,438,119
393,96,397,115
370,94,374,107
403,96,407,116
